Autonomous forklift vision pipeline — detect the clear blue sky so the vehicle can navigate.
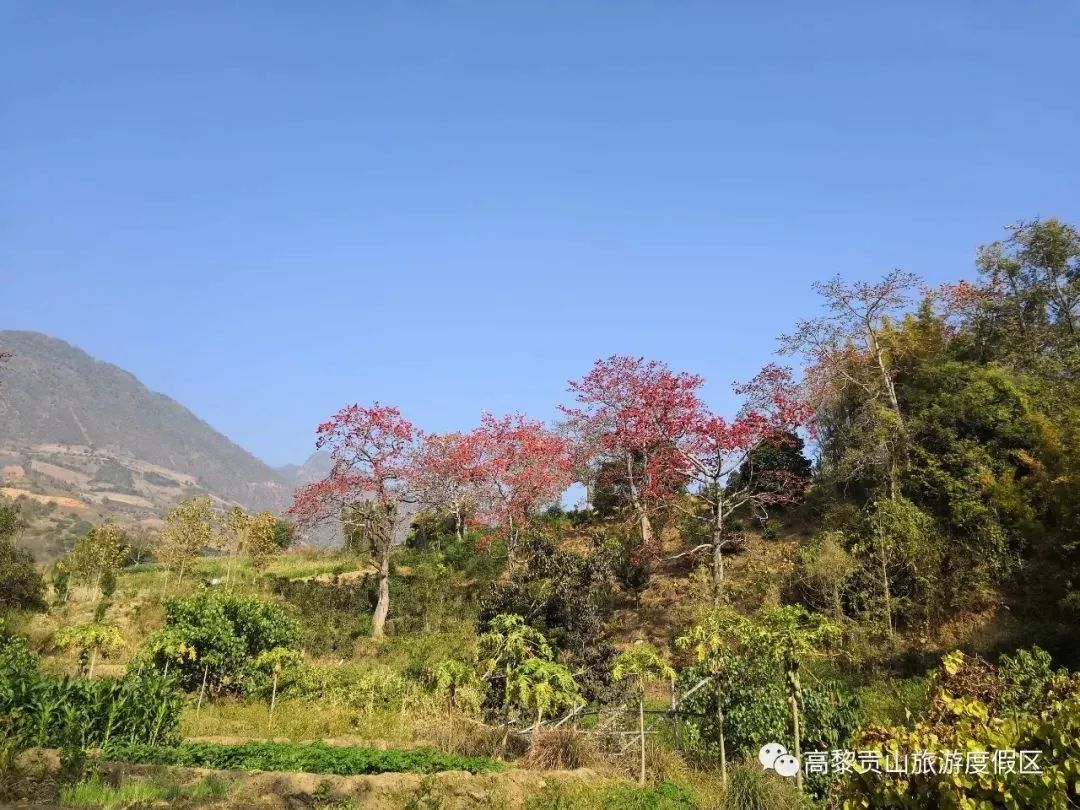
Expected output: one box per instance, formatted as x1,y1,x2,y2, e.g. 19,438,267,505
2,2,1077,467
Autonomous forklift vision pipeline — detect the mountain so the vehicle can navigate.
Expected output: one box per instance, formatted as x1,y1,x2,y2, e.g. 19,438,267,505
0,330,291,524
277,451,333,486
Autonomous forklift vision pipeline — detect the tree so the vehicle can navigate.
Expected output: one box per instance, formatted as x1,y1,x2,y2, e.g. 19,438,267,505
244,511,280,580
506,657,581,726
219,507,248,586
411,432,485,543
288,402,416,639
787,531,858,620
56,622,124,678
676,610,743,787
0,503,45,612
477,613,554,750
138,592,299,693
563,356,701,551
612,642,675,785
433,659,483,714
479,535,619,702
743,606,839,792
252,646,304,730
272,518,295,550
470,413,574,549
66,521,125,595
781,269,921,500
678,365,813,599
970,218,1080,364
159,496,217,589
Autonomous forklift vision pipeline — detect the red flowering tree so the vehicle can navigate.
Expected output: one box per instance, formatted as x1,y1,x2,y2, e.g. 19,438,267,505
562,356,702,551
470,412,574,548
678,364,814,599
410,431,485,542
287,402,417,638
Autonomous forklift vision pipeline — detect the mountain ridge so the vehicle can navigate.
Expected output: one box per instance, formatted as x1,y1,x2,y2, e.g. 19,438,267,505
0,330,291,517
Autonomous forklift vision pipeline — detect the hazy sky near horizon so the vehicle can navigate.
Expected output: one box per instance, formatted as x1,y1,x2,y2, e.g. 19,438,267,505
2,2,1077,467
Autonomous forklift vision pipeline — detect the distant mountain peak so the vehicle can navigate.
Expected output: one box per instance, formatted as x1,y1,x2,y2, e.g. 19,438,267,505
0,330,290,517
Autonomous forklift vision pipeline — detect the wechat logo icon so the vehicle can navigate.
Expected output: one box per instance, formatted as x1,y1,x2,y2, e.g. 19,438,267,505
759,742,800,778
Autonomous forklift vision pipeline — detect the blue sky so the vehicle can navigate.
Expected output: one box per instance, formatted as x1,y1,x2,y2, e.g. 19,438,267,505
2,2,1077,467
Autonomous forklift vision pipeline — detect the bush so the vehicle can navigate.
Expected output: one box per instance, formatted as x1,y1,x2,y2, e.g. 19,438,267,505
678,652,859,765
138,593,298,693
838,650,1080,809
103,740,503,776
267,576,371,655
0,521,45,612
722,762,811,810
521,726,597,770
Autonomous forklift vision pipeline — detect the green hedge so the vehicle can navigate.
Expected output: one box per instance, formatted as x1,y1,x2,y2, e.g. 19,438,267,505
104,741,503,776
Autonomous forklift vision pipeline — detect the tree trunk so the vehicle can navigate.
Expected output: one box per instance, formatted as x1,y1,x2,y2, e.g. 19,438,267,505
177,558,186,586
880,537,893,635
789,661,803,792
501,662,512,755
638,696,646,786
268,671,278,731
671,681,679,752
712,497,725,604
371,542,391,639
454,508,464,543
196,664,209,717
639,511,655,549
716,676,727,787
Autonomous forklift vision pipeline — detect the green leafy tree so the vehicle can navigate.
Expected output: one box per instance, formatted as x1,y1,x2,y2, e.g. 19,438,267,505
477,613,554,750
55,622,124,678
745,606,840,792
66,521,125,596
433,659,483,714
0,504,45,612
612,642,675,785
138,593,298,694
244,511,280,580
506,657,581,726
159,496,217,589
676,609,744,786
252,646,305,730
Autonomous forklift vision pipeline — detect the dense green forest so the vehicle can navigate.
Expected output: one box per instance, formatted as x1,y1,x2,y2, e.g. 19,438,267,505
2,218,1079,808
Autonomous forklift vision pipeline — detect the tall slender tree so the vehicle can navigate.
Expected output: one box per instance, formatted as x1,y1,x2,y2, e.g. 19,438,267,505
288,402,416,639
678,365,813,599
563,356,700,551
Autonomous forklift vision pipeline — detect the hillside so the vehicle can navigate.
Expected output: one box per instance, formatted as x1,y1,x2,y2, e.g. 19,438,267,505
0,331,291,527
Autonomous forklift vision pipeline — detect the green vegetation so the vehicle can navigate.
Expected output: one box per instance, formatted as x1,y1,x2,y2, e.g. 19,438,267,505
138,592,299,693
59,774,229,809
102,740,503,776
3,220,1080,807
0,628,182,749
0,503,45,612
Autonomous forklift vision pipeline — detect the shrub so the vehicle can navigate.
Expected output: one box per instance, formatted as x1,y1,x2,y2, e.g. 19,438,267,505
722,762,811,810
267,575,373,654
0,520,45,612
137,593,298,693
678,650,858,769
103,740,503,776
521,726,597,770
838,650,1080,809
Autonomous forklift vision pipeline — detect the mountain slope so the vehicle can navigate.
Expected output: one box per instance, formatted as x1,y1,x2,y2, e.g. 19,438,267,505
0,330,289,516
